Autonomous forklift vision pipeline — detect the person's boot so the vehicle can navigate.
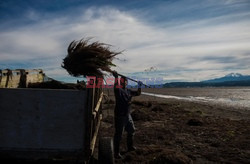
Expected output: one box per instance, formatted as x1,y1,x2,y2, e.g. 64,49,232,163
127,134,136,152
114,153,123,159
114,138,123,159
128,146,136,151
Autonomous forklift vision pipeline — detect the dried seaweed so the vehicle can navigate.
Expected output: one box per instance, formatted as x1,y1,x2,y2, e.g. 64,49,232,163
62,38,121,77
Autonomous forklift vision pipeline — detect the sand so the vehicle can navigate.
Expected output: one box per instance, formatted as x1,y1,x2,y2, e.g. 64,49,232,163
100,91,250,163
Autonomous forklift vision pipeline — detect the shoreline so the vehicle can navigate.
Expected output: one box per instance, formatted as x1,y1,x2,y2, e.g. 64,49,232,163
104,87,250,120
100,89,250,163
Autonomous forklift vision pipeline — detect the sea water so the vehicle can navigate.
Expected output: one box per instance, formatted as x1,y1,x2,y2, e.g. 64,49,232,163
142,87,250,110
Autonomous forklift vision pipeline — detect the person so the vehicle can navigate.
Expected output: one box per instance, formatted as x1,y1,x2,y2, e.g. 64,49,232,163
112,71,142,159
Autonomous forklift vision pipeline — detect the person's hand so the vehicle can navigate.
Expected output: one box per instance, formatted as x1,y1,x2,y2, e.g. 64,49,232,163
112,71,118,78
138,81,143,86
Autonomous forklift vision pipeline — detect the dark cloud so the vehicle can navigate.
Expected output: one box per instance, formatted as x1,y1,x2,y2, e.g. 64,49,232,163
0,0,250,82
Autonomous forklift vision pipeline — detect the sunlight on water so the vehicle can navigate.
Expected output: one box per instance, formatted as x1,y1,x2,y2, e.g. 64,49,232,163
142,91,250,110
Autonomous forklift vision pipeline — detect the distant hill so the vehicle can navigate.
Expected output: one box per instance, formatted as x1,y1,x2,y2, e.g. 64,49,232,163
202,73,250,83
163,73,250,88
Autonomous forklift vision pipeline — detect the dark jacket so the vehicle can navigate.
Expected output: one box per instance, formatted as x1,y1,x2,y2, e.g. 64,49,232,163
114,87,140,116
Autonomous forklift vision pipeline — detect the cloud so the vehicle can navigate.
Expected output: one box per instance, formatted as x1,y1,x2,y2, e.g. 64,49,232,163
0,2,250,82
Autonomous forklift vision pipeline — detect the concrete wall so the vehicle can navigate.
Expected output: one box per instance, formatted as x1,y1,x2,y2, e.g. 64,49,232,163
0,69,44,88
5,70,21,88
0,88,87,151
0,70,9,88
26,70,44,85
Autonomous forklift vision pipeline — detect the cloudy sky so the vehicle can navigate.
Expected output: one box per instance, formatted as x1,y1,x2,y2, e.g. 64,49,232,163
0,0,250,83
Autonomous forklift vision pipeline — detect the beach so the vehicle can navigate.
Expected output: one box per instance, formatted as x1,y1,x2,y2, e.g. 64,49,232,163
100,88,250,163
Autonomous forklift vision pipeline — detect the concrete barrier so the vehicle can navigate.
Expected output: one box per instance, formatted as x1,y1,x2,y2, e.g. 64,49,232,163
0,69,45,88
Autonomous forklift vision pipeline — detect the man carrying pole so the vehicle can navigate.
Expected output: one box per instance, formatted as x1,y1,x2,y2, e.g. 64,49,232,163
112,71,142,159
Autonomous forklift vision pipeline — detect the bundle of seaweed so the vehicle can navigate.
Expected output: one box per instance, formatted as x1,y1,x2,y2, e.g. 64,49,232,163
62,38,121,77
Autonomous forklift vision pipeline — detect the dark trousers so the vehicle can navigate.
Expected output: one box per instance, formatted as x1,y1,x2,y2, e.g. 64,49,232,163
114,114,135,155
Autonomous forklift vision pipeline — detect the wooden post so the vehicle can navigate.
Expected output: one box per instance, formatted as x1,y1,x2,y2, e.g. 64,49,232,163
84,87,94,160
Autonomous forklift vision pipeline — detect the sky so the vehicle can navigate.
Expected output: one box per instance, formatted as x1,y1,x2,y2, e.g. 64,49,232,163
0,0,250,84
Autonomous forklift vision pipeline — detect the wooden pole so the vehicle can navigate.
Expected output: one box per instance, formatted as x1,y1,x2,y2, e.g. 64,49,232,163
116,73,151,88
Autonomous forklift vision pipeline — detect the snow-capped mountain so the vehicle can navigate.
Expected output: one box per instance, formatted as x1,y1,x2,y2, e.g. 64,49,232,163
163,73,250,87
203,73,250,83
225,73,243,78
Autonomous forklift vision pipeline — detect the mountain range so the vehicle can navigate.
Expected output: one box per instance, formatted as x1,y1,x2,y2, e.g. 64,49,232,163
163,73,250,88
202,73,250,83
